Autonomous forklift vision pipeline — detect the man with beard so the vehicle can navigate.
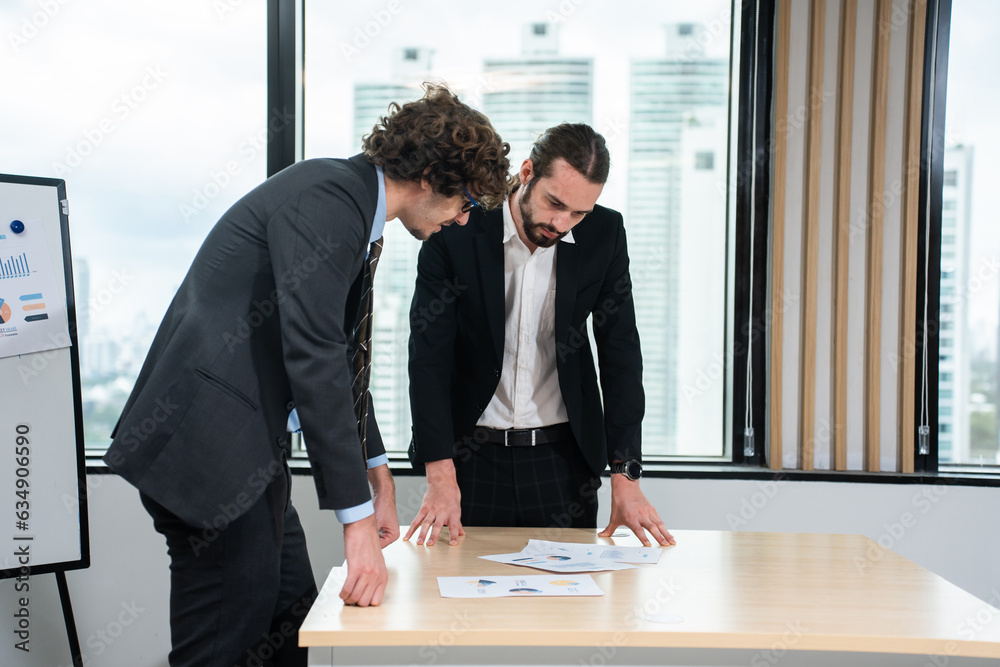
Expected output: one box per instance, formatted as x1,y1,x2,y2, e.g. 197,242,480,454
405,123,675,548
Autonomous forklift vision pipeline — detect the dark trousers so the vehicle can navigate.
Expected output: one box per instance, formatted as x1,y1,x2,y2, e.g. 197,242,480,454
140,461,317,667
455,427,600,528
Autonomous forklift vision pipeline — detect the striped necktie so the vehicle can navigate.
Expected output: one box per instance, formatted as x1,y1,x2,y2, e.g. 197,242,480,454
352,236,383,461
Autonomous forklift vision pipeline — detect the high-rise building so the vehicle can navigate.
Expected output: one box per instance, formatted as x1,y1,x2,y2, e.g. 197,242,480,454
939,144,974,462
353,47,432,142
481,23,593,163
675,110,728,452
84,338,120,378
628,24,729,455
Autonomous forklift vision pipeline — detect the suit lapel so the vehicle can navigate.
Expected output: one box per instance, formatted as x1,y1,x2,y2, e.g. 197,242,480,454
476,211,505,365
555,240,580,348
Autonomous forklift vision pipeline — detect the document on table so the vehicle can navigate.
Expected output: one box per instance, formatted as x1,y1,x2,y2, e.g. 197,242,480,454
479,551,636,573
479,539,663,572
437,575,603,598
524,539,664,564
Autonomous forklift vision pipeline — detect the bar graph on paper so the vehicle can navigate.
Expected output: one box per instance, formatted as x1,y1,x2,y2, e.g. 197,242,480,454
0,251,31,279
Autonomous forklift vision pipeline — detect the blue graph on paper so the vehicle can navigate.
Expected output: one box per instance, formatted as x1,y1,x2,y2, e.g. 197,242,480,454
0,251,30,279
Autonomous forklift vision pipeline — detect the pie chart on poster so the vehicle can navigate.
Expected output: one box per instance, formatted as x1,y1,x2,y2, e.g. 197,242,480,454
0,298,11,324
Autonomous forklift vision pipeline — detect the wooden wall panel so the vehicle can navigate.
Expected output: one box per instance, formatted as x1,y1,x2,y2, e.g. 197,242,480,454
832,0,858,471
864,0,893,472
770,0,793,471
897,0,927,473
798,0,827,471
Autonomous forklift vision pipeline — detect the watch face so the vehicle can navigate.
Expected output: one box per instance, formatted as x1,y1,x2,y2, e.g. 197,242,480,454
626,460,642,479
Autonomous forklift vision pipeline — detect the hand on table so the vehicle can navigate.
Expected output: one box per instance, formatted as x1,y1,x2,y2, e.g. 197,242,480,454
403,458,465,546
341,514,388,606
598,473,676,547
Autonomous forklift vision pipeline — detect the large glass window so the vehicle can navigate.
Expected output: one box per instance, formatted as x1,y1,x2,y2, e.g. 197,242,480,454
938,0,1000,466
304,0,740,459
1,1,266,450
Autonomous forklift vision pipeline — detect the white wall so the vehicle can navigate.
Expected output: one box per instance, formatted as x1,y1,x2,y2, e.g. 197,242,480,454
1,473,998,667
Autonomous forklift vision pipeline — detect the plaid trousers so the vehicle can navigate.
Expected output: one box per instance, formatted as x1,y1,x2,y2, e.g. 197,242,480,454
455,426,600,528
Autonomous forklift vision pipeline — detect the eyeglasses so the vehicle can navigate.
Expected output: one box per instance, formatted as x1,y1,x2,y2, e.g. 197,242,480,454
461,187,480,214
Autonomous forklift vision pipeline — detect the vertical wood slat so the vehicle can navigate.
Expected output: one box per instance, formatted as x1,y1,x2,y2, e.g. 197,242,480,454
769,0,793,471
832,0,857,471
864,0,893,472
799,0,826,471
897,0,928,473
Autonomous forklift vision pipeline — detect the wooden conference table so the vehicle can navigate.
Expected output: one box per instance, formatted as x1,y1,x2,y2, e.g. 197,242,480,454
300,528,1000,661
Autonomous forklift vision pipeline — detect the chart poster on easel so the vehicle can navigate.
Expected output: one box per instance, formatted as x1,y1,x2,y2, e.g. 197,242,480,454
0,191,71,360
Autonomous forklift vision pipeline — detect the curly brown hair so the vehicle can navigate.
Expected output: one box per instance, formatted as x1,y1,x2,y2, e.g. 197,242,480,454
362,83,512,209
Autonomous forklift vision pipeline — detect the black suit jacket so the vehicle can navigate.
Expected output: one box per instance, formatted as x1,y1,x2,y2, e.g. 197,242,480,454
408,204,644,477
104,155,384,527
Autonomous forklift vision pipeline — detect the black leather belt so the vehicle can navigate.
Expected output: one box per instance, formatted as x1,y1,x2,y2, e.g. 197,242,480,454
481,423,573,447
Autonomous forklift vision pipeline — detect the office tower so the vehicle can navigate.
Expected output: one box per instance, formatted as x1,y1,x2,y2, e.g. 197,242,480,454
83,338,120,378
353,47,432,142
675,110,728,452
938,145,974,462
354,48,432,452
628,24,729,455
481,23,593,164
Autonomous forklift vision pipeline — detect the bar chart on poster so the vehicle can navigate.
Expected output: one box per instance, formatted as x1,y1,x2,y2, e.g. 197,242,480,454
0,174,88,579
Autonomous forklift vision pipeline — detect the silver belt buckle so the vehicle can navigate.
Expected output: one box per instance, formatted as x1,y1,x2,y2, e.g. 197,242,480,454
503,429,538,447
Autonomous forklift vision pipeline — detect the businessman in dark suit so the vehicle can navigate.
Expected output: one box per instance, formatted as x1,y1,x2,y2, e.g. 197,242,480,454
103,85,510,667
405,123,674,549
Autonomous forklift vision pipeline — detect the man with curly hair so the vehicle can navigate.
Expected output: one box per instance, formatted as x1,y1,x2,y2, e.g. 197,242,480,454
406,123,674,550
104,84,509,667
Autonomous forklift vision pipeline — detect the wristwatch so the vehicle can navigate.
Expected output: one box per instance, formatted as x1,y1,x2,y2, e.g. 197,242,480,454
610,459,643,480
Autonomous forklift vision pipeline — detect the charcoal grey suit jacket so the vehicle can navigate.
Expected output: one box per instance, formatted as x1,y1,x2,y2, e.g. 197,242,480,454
105,155,384,526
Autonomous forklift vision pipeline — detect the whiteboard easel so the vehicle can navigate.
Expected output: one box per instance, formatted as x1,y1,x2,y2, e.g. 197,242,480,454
0,174,88,662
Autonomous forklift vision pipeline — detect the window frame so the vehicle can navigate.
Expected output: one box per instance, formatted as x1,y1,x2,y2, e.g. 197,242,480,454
913,0,951,473
728,0,775,467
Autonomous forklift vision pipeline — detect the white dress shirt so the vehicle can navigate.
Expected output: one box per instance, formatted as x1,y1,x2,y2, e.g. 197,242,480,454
477,196,574,429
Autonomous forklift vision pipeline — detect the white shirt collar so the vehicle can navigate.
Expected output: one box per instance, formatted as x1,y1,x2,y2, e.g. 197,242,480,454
370,165,387,243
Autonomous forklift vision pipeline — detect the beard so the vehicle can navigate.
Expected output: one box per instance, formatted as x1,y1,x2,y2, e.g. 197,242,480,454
518,179,567,248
